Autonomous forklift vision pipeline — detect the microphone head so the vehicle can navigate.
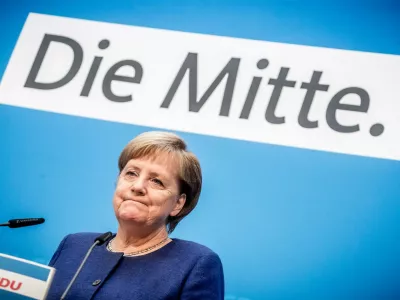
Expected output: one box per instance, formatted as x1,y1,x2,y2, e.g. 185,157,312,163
8,218,45,228
94,232,113,245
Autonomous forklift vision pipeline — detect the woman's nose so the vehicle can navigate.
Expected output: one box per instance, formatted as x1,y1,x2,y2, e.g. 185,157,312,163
130,177,146,195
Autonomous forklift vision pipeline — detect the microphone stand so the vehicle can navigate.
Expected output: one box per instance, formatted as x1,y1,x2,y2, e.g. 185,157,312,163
60,232,112,300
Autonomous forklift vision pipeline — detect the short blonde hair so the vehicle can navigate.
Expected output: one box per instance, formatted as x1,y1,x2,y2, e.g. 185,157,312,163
118,131,202,233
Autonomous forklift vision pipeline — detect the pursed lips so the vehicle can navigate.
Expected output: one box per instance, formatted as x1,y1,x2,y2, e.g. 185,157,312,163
123,199,147,206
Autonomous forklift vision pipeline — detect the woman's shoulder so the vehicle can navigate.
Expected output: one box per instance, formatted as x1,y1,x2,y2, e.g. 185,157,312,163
49,232,108,267
61,232,106,244
168,238,224,293
54,232,109,252
170,238,221,261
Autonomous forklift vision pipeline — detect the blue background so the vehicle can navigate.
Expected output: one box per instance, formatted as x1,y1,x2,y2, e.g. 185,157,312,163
1,1,400,299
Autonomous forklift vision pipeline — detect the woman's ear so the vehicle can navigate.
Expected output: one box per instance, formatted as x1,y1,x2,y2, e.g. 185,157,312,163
170,194,186,217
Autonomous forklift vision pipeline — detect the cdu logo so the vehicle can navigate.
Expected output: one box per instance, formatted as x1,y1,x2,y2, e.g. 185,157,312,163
0,277,23,291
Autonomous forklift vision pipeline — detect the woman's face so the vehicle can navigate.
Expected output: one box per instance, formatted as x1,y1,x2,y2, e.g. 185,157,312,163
113,153,186,229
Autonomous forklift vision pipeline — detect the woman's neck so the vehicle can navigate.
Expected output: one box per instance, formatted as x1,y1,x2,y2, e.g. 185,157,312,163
112,225,170,254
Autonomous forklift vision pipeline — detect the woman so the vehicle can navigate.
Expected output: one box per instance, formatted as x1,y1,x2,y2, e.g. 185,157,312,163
47,131,224,299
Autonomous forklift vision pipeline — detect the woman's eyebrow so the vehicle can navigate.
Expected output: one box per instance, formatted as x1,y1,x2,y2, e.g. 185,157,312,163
148,171,167,180
125,162,140,169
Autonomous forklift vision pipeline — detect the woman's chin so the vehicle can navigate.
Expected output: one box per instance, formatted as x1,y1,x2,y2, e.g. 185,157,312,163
117,207,145,222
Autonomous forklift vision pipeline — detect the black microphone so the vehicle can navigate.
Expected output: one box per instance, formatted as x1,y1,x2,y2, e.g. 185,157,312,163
0,218,45,228
94,232,113,245
60,232,113,300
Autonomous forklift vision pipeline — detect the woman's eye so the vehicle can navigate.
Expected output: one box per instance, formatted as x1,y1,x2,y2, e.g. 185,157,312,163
151,178,163,186
125,171,137,177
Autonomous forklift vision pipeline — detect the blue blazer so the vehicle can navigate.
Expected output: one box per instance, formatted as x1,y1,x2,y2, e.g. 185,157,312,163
46,232,224,299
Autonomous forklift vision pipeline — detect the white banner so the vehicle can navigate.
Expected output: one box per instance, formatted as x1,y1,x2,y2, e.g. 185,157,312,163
1,13,399,161
0,269,47,300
